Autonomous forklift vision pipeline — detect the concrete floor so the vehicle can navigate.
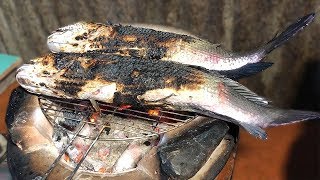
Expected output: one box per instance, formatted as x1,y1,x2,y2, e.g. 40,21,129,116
1,83,319,179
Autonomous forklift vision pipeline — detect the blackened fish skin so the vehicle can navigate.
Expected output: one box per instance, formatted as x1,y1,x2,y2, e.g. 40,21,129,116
16,53,320,139
47,13,315,72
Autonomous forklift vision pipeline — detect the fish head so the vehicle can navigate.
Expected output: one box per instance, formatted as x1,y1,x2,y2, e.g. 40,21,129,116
47,22,113,53
16,54,117,102
16,54,76,98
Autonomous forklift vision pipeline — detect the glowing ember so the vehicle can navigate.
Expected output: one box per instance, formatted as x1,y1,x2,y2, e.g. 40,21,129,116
98,167,107,173
154,127,161,133
64,154,70,162
89,112,100,123
118,104,132,111
148,109,160,116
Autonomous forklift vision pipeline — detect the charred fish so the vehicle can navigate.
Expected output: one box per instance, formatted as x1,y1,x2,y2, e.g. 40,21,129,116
16,53,320,139
47,13,314,77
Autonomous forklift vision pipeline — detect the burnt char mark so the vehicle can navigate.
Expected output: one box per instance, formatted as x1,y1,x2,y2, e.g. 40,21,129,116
102,37,168,60
100,37,169,60
113,92,142,107
145,44,167,59
86,55,205,95
62,60,94,80
85,53,140,61
51,53,205,99
42,60,49,66
93,36,106,42
53,53,72,70
113,24,193,42
53,53,95,80
55,80,86,96
96,23,195,60
75,32,88,40
43,70,50,75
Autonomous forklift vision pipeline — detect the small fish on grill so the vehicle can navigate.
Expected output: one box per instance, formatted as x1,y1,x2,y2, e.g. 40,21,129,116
16,53,320,139
46,13,315,79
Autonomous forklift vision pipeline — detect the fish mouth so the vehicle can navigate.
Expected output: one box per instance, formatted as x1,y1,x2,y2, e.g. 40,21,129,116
16,64,34,74
16,73,43,95
46,40,65,53
16,65,38,88
16,73,38,89
16,65,55,96
47,32,78,53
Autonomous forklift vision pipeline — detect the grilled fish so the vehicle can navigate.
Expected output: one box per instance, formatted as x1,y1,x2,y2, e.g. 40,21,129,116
16,53,320,139
47,13,314,76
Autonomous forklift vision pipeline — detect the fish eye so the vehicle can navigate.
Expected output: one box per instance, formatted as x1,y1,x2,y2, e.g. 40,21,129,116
29,60,36,64
39,82,46,87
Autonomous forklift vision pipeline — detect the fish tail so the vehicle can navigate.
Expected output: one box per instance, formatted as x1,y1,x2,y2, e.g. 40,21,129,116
218,62,273,80
240,108,320,139
259,13,315,56
189,106,269,140
268,109,320,127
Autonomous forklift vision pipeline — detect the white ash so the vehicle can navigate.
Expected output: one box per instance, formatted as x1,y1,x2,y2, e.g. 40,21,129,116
52,114,159,173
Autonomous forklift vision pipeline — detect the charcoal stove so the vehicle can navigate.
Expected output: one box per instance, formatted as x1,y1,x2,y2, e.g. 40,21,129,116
6,87,238,179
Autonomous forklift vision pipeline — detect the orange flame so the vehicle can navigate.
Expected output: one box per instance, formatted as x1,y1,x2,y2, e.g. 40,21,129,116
148,109,160,116
118,104,132,111
64,154,70,162
89,112,100,123
98,167,107,173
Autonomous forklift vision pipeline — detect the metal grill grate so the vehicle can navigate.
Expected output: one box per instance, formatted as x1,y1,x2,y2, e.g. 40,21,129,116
37,96,198,179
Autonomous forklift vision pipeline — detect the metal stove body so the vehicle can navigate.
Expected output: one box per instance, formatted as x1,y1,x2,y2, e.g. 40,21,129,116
6,87,238,179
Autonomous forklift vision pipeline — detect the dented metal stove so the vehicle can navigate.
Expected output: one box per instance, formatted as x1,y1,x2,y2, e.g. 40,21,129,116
6,87,238,179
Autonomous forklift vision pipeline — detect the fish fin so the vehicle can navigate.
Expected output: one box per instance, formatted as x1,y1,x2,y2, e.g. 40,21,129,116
187,66,271,106
188,61,273,80
221,77,270,106
261,13,315,55
187,65,215,75
219,62,273,80
188,106,268,139
240,123,267,140
269,109,320,127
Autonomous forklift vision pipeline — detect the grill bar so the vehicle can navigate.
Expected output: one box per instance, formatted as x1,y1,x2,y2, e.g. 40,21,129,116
67,124,108,180
37,96,198,179
42,122,86,180
67,105,120,179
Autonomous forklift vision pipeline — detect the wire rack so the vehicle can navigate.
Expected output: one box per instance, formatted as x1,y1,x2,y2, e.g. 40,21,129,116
37,96,198,179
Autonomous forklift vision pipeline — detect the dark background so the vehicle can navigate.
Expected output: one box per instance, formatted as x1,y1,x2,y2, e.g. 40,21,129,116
0,0,319,179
